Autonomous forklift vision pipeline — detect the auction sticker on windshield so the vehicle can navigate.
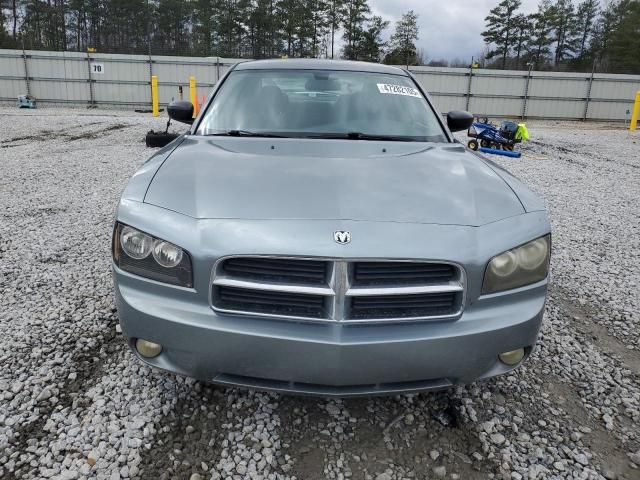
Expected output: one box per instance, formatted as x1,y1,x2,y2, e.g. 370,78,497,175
377,83,422,98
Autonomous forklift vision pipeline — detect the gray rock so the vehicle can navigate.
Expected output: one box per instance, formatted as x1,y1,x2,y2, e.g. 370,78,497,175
432,466,446,478
37,387,52,401
574,453,589,466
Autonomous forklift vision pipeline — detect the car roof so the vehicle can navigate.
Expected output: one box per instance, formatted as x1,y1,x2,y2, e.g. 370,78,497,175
233,59,408,76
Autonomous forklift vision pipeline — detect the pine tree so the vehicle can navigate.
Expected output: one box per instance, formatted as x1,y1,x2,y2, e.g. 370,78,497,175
526,0,554,68
358,15,388,62
0,6,6,46
385,10,419,66
574,0,599,59
6,0,20,45
512,14,531,67
325,0,345,59
549,0,579,65
602,0,640,73
481,0,522,69
193,0,216,56
341,0,370,60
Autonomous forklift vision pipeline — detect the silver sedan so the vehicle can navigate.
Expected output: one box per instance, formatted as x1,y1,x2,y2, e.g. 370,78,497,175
112,59,551,396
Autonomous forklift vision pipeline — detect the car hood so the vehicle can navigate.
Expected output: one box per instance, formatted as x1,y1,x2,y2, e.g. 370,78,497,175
143,137,525,226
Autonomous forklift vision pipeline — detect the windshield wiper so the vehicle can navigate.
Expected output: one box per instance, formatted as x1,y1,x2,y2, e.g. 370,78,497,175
205,130,287,138
304,132,422,141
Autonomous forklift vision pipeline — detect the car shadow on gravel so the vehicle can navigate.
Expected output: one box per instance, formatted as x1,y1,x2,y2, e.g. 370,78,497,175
278,392,492,479
137,384,228,479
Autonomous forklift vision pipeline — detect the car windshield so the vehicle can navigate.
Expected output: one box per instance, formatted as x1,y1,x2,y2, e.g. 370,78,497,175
196,69,447,142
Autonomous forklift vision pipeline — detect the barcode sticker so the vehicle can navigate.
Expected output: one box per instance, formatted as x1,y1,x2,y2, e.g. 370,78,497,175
376,83,422,98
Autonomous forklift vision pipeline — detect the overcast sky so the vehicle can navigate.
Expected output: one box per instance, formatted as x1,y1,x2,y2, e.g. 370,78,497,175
370,0,543,62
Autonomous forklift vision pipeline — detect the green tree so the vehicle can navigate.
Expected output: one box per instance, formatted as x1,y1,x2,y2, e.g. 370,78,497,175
155,0,192,54
482,0,522,69
574,0,599,59
512,14,531,67
357,15,388,62
602,0,640,73
0,6,7,46
214,0,251,57
192,0,216,56
385,10,419,66
325,0,344,58
277,0,299,56
1,0,21,45
295,0,328,57
549,0,579,65
525,0,554,68
341,0,369,60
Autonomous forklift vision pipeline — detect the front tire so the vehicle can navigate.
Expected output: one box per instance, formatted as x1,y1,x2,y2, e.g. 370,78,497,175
468,139,479,151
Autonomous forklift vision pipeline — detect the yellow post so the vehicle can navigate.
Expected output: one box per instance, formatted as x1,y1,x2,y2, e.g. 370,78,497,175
630,91,640,131
189,76,197,118
151,75,159,117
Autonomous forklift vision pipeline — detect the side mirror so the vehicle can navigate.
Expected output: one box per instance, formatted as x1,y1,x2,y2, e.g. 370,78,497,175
447,110,474,132
168,101,194,125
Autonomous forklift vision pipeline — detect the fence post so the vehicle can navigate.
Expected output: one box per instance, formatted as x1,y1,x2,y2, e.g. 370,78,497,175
86,52,95,107
465,65,473,111
21,48,31,96
148,57,154,104
583,61,596,121
521,64,533,120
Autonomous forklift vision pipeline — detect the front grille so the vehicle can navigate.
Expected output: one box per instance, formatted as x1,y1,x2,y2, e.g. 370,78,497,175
354,262,455,286
215,286,326,318
222,257,327,285
349,292,460,320
212,257,464,323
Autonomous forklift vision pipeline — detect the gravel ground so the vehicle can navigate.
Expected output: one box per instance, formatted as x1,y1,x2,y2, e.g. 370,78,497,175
1,108,639,480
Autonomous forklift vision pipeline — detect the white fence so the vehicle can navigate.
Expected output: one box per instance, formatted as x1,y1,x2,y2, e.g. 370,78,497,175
1,49,640,121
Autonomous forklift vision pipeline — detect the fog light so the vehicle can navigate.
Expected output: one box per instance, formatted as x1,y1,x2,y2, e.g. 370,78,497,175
135,339,162,358
499,348,525,366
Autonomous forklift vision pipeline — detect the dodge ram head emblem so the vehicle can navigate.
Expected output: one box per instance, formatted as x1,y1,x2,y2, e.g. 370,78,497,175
334,231,351,244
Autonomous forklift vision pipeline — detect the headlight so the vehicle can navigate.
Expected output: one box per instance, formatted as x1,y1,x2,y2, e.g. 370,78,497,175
120,226,153,259
482,235,550,294
113,223,193,287
153,241,183,268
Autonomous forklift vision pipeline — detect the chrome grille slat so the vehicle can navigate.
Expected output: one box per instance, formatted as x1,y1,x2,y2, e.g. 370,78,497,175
351,294,455,306
211,257,465,323
213,277,335,296
346,282,463,296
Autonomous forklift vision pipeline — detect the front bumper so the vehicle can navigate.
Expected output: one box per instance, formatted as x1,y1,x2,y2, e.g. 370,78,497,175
115,267,546,396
